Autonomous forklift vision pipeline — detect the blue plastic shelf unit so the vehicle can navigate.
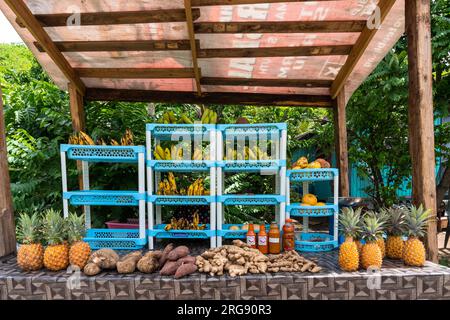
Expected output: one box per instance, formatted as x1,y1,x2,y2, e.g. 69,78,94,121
294,233,338,252
64,190,145,206
61,144,145,163
287,169,338,182
217,123,287,138
148,224,212,239
148,160,215,172
217,160,286,172
146,123,216,141
287,203,338,217
218,195,285,206
148,195,214,206
84,229,146,250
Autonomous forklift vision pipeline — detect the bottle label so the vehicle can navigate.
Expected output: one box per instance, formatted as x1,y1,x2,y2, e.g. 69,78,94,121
269,237,280,243
258,236,267,246
247,235,256,246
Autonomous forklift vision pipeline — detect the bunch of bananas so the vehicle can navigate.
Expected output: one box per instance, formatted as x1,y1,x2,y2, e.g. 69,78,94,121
157,172,177,195
164,211,206,231
158,111,194,124
154,145,171,160
68,130,135,146
187,178,209,196
201,108,218,124
224,146,270,160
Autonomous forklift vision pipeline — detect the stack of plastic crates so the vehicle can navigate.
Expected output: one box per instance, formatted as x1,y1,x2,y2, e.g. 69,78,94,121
60,144,147,249
146,124,217,249
215,123,287,246
286,168,339,252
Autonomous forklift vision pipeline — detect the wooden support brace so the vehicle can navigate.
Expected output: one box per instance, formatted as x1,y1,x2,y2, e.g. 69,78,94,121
406,0,438,262
0,87,16,257
333,90,350,197
184,0,202,96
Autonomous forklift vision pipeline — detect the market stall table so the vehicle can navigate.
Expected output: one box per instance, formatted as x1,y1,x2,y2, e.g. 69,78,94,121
1,250,449,300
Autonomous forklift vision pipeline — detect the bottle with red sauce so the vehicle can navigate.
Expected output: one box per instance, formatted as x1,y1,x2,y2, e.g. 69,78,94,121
246,223,257,249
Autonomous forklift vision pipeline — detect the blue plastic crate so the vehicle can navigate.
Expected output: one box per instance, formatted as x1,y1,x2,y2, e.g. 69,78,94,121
218,195,285,206
288,203,337,217
64,191,145,206
295,233,338,252
146,124,216,141
218,224,270,239
288,169,338,182
147,160,215,172
84,229,146,250
61,144,144,163
148,224,212,239
148,195,214,206
218,123,287,139
217,160,286,172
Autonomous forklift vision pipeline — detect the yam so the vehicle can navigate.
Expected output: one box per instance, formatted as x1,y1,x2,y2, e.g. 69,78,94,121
159,243,174,266
83,263,101,276
137,256,159,274
167,246,190,261
160,260,179,276
88,249,119,269
174,263,197,279
117,251,142,274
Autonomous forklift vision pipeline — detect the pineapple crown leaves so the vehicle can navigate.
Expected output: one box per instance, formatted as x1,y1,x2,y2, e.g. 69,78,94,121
361,214,385,242
67,212,86,244
41,209,68,245
383,207,406,236
339,207,362,239
405,204,431,238
16,212,42,245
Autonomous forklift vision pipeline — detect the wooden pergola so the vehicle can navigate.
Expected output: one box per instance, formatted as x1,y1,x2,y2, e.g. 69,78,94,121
0,0,438,262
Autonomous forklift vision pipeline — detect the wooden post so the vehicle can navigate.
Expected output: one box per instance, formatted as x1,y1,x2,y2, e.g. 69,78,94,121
333,90,350,197
406,0,438,262
68,83,86,189
0,87,16,257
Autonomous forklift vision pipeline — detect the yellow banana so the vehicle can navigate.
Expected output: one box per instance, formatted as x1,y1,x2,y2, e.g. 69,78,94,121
110,139,120,146
168,111,177,123
209,111,217,124
201,109,210,124
153,151,163,160
163,113,170,124
187,184,194,196
181,113,193,124
156,145,165,159
248,148,257,160
164,148,171,160
79,131,95,145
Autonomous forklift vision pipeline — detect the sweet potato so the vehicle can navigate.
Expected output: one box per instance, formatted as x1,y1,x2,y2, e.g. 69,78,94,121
160,260,179,276
167,246,190,261
159,243,174,266
174,263,197,279
177,255,196,266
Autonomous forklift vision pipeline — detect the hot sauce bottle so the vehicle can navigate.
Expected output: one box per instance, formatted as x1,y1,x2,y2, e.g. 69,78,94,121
258,224,268,254
282,220,295,251
246,223,257,249
268,222,281,254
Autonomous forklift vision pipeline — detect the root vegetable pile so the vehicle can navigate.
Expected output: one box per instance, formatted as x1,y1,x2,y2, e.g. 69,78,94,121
196,240,321,277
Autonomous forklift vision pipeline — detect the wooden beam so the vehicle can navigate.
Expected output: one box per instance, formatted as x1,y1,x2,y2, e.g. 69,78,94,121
406,0,438,263
184,0,202,96
198,45,352,58
333,90,350,197
5,0,85,95
85,88,333,107
0,87,16,258
192,0,334,5
68,83,86,191
201,77,332,88
75,68,197,79
330,0,396,98
194,21,366,33
24,9,201,27
34,40,199,52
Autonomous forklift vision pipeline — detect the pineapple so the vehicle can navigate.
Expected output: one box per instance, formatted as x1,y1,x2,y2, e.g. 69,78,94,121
403,205,430,267
366,210,388,258
338,207,362,271
385,207,406,259
16,212,44,271
42,209,69,271
360,215,385,270
67,213,91,269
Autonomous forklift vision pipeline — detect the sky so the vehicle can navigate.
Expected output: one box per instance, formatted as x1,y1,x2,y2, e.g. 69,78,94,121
0,11,23,43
